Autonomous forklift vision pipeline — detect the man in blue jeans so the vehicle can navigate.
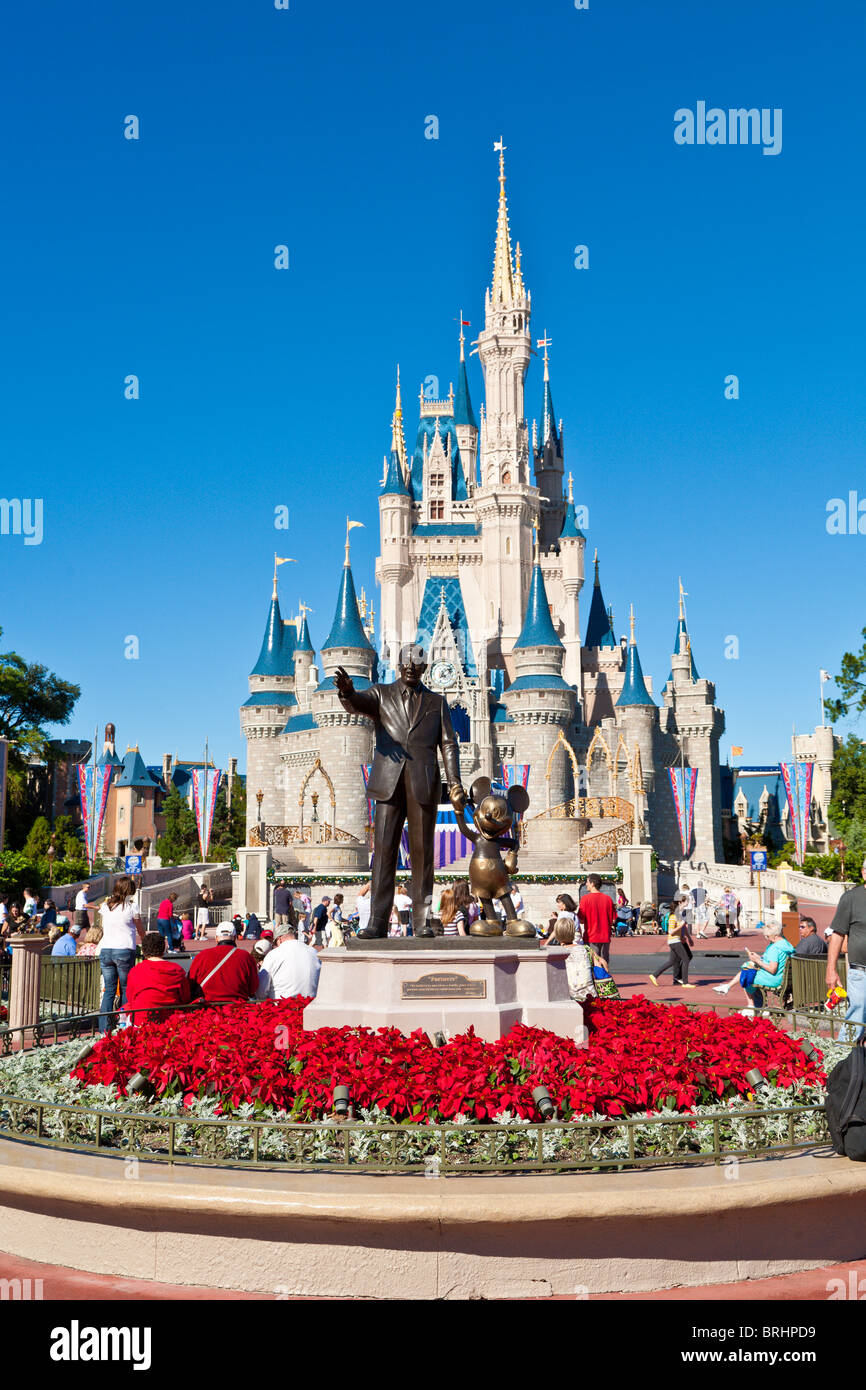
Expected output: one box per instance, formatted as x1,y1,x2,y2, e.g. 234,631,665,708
827,856,866,1043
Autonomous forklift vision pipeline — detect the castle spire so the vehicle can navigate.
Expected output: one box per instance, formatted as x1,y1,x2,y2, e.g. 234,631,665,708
584,552,616,648
559,470,584,540
514,558,563,651
616,606,656,707
537,332,558,445
491,138,515,305
669,578,699,681
454,314,477,429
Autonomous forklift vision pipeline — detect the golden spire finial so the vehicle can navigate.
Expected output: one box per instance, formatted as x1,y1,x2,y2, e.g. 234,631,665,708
491,138,515,305
345,517,364,566
678,577,686,621
629,604,636,647
273,554,295,599
533,523,540,563
537,331,552,382
395,364,402,418
567,471,574,504
458,309,466,362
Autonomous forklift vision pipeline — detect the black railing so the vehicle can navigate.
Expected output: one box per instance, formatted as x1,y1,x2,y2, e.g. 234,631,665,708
39,956,102,1021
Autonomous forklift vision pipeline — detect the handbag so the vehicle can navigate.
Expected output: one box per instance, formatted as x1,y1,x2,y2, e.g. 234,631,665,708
739,966,758,989
591,952,620,1000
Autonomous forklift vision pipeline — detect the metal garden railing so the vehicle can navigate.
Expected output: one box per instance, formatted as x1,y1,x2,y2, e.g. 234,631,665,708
0,999,841,1174
39,956,102,1020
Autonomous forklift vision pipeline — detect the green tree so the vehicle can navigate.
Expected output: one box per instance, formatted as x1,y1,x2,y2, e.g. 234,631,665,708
0,627,81,848
155,784,199,865
828,734,866,831
826,629,866,723
23,815,52,860
208,780,246,860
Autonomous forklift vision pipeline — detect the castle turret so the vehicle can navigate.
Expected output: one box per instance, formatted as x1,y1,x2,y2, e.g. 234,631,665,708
615,607,659,842
558,472,586,693
475,141,537,664
661,592,725,863
504,549,576,811
240,565,299,837
377,369,413,675
312,529,377,837
293,607,317,711
453,319,478,495
533,334,565,549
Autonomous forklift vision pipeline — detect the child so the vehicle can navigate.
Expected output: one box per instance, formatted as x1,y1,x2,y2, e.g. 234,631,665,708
180,913,195,942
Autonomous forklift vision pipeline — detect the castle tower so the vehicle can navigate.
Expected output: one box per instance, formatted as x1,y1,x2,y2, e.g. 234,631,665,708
503,548,576,812
475,141,537,665
378,372,412,676
293,607,317,711
453,319,478,495
312,528,377,838
615,607,659,837
662,591,725,863
558,472,586,694
533,334,566,549
581,552,623,725
240,564,298,836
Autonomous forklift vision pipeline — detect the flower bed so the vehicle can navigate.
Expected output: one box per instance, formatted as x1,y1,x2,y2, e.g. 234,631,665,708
64,996,824,1123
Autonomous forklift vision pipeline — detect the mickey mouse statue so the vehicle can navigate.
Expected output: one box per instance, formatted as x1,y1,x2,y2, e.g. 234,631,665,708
454,777,534,937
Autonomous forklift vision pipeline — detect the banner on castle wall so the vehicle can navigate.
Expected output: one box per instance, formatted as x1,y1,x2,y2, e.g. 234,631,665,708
191,767,221,861
397,806,473,873
77,764,115,868
500,763,530,821
669,766,698,857
779,760,813,865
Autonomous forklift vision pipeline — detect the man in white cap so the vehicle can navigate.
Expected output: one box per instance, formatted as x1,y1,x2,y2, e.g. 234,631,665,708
256,921,321,1001
188,921,259,1004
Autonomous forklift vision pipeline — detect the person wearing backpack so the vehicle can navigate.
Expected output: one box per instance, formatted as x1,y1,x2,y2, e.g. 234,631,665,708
827,856,866,1044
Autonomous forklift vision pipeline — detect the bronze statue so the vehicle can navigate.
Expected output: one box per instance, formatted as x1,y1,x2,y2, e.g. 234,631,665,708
335,644,466,938
455,777,534,936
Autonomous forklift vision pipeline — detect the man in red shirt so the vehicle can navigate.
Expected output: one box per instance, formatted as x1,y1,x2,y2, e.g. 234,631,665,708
578,876,616,964
188,922,259,1003
125,932,201,1024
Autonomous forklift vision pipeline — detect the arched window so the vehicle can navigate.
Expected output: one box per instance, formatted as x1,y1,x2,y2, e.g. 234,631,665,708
502,470,511,485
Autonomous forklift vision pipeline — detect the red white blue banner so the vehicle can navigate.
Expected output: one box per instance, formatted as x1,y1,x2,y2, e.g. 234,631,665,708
779,760,813,865
500,763,530,791
669,766,698,856
77,763,115,867
192,767,221,860
397,806,472,871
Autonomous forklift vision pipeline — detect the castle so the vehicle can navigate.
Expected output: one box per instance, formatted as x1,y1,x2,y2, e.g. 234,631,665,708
240,145,728,872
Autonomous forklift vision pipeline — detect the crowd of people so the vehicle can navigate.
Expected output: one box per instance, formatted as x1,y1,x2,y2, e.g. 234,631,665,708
6,858,865,1043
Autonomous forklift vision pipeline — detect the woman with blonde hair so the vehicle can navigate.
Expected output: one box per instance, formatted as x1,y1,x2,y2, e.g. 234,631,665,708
439,885,468,937
77,923,103,958
553,917,596,1002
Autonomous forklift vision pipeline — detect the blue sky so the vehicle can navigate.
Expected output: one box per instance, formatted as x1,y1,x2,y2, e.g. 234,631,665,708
1,0,864,773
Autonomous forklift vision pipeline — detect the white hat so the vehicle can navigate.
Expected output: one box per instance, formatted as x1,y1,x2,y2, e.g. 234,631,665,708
216,923,236,941
253,939,271,957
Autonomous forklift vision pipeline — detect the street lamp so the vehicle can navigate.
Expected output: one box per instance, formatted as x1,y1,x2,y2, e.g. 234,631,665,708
46,834,57,885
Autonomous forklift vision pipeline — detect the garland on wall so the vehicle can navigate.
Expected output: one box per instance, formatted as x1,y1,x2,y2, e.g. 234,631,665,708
267,868,623,887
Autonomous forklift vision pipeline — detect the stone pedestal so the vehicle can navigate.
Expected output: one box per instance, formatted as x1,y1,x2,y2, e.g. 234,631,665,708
8,934,47,1034
304,943,586,1044
617,844,654,905
236,847,270,918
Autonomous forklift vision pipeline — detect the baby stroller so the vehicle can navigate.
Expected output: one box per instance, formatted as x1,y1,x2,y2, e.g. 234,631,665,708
635,901,660,935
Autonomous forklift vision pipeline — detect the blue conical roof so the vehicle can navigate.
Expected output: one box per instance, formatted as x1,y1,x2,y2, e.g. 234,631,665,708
560,496,584,540
542,378,559,447
381,448,409,496
584,557,615,648
513,563,563,650
454,358,477,430
617,637,656,708
668,617,699,683
115,749,163,788
250,595,295,677
295,615,315,654
322,561,374,652
97,746,122,768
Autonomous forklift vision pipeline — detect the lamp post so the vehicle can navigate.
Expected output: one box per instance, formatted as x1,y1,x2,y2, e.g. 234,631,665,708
47,834,56,885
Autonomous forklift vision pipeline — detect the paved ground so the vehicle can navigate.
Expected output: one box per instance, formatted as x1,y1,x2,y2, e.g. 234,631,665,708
1,1247,861,1300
